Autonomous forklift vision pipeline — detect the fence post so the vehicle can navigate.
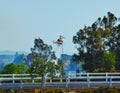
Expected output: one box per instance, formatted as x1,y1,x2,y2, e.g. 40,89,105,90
50,77,52,83
87,73,90,88
106,72,108,82
0,79,1,87
32,78,35,83
110,76,112,87
66,77,69,89
87,73,89,77
20,78,23,89
44,76,46,88
12,74,15,84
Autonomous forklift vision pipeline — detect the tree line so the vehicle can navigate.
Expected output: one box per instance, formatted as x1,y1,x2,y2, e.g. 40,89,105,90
73,12,120,72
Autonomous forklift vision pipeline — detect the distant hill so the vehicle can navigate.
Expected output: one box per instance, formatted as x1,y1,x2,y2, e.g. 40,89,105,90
0,50,28,55
0,55,15,69
0,50,28,69
13,54,27,65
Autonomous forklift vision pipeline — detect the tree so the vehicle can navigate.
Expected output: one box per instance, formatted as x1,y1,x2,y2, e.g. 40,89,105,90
27,38,56,65
31,38,56,60
28,54,48,89
73,12,120,72
57,59,65,76
1,63,17,74
94,52,116,72
28,54,60,93
108,24,120,71
47,61,60,78
28,38,60,93
16,63,28,74
1,63,28,74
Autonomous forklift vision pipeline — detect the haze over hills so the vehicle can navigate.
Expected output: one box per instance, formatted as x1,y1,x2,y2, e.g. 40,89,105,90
0,50,28,69
0,50,28,55
0,50,79,74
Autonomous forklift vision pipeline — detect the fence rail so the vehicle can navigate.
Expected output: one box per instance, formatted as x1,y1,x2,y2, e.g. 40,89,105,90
0,73,120,89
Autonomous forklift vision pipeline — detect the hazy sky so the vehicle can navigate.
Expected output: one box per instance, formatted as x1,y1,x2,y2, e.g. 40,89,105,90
0,0,120,55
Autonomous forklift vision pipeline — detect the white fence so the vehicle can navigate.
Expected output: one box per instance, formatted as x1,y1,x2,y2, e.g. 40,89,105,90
0,73,120,89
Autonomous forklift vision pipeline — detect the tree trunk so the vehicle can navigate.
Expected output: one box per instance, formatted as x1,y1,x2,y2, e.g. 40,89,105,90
41,76,45,93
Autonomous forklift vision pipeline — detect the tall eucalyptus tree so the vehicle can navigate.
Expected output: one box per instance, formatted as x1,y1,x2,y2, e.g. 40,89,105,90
73,12,120,72
28,38,59,93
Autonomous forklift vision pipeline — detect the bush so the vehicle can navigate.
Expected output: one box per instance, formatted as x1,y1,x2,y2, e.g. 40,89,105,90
46,89,64,93
79,88,94,93
94,87,119,93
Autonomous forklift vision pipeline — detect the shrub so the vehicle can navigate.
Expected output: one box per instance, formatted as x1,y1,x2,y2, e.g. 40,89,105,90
94,87,119,93
46,89,64,93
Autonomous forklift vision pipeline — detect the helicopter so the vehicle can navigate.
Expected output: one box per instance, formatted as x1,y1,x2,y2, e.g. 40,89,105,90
53,34,65,45
53,34,65,55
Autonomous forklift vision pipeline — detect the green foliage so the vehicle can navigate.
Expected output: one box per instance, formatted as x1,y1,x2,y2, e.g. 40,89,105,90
27,38,57,67
47,61,60,78
1,63,17,74
115,61,120,71
73,12,120,72
28,54,48,77
93,51,116,72
31,38,56,60
99,52,116,72
16,63,28,74
29,38,60,93
1,63,28,74
28,38,60,78
57,59,65,76
28,54,60,93
28,54,60,78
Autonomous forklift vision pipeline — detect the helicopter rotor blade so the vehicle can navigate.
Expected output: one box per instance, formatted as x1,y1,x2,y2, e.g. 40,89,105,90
56,34,65,39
